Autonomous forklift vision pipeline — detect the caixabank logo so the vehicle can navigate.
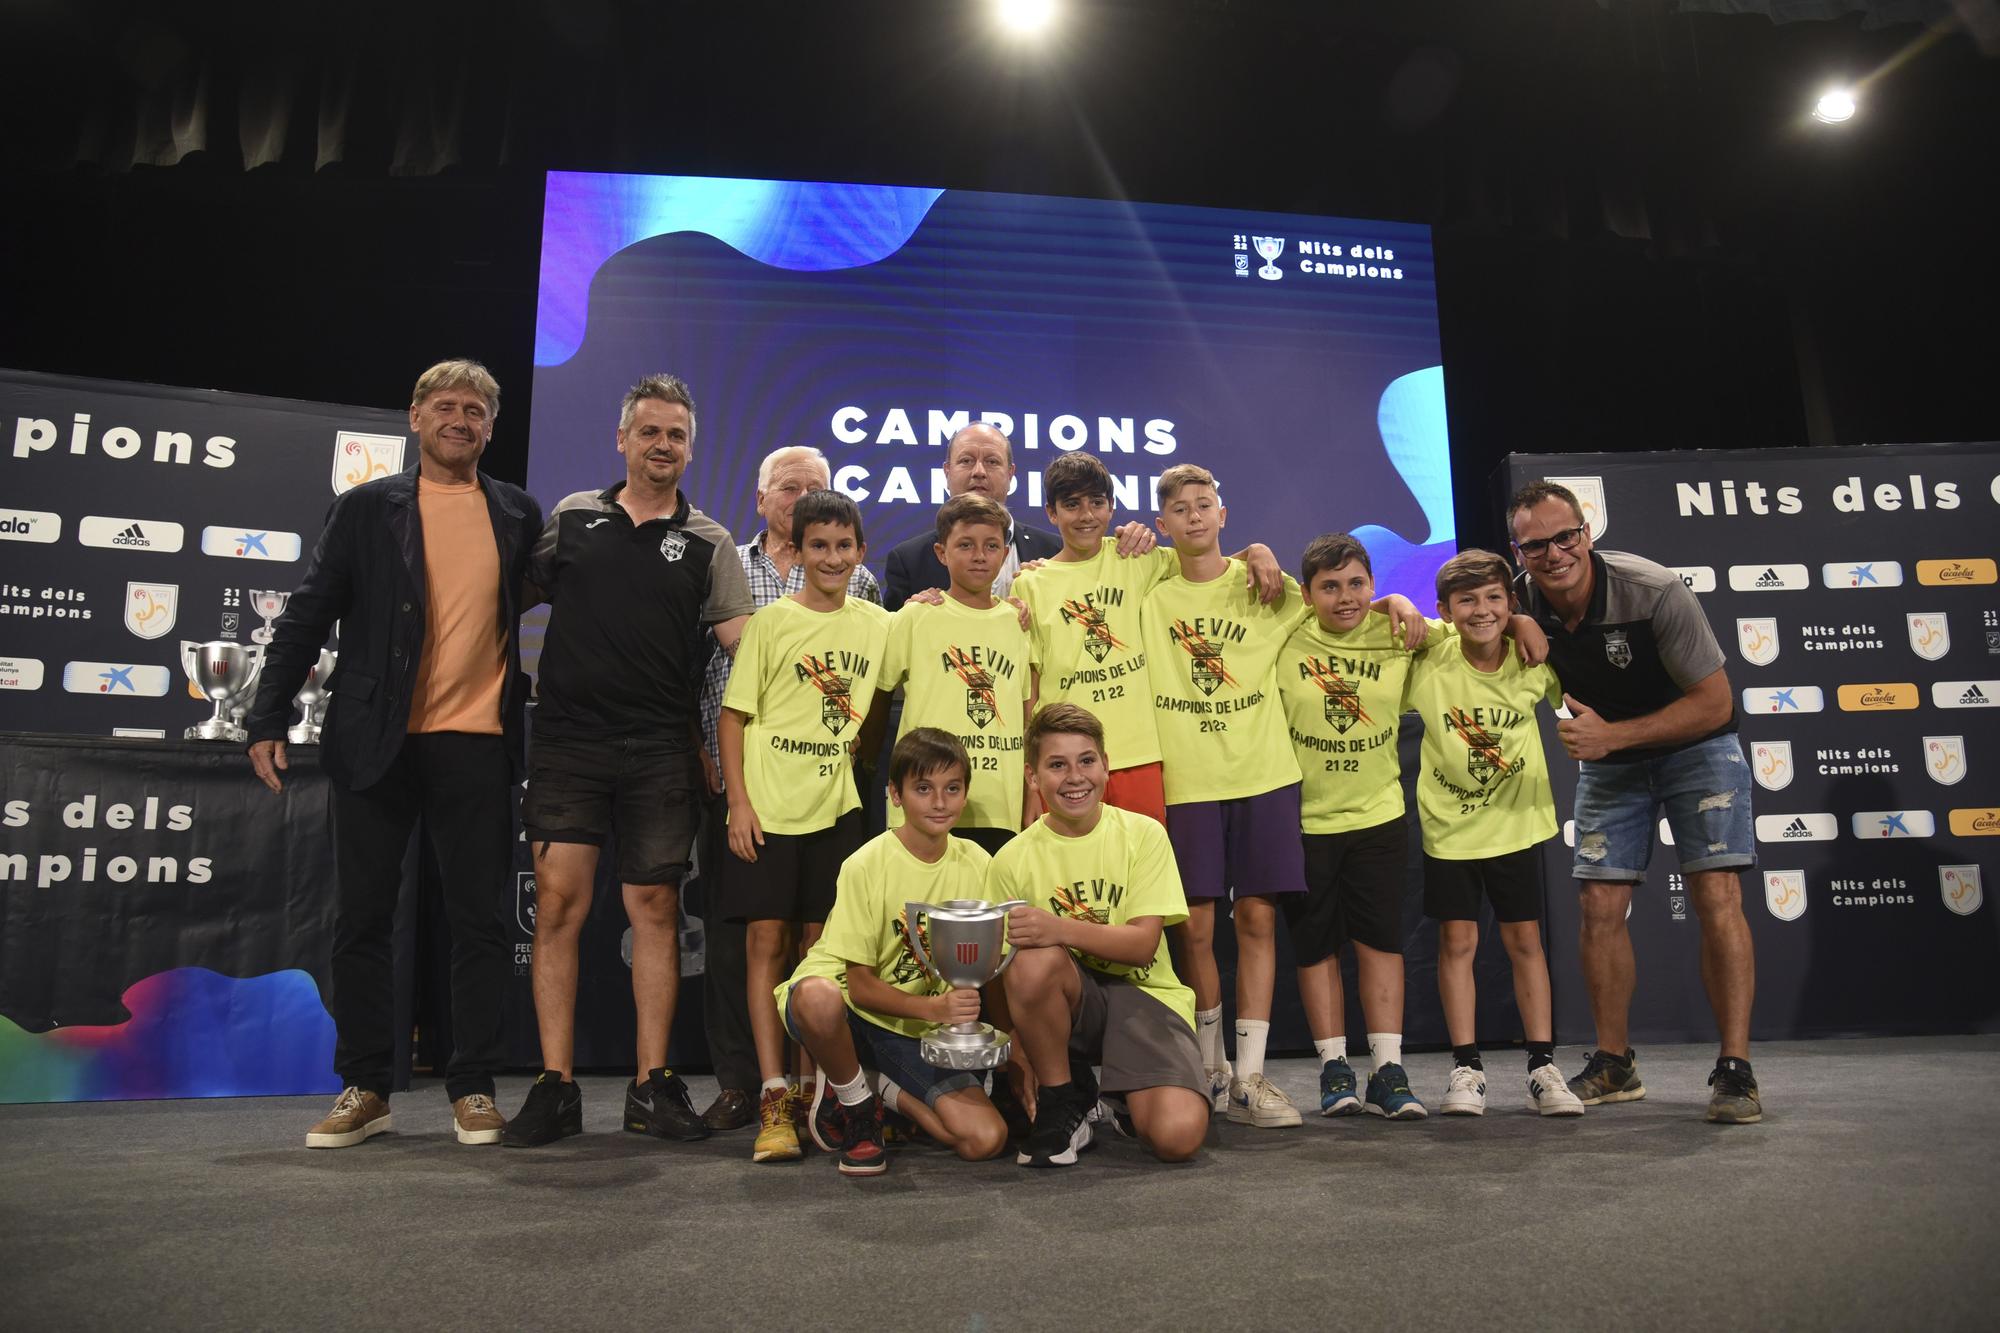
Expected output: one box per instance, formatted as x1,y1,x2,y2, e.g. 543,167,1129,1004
199,526,302,562
1850,810,1935,839
1836,683,1918,711
59,661,171,696
1821,561,1904,589
1742,685,1823,714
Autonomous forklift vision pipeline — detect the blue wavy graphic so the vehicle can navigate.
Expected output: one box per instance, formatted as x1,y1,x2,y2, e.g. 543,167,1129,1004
536,172,945,367
1353,366,1457,598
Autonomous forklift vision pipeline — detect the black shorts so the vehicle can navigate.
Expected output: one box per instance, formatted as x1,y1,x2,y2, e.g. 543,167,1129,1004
521,734,700,885
723,810,865,925
1284,817,1408,963
1422,846,1546,924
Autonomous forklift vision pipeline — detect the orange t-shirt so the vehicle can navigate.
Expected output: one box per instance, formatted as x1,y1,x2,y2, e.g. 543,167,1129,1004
406,478,505,735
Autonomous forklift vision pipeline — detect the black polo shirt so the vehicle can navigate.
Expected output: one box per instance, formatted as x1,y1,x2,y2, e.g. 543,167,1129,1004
529,484,753,741
1518,549,1734,762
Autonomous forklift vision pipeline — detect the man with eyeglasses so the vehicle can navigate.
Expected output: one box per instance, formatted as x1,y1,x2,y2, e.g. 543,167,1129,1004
1508,480,1762,1125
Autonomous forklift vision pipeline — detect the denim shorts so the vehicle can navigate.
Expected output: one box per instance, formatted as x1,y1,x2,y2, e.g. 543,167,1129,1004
1571,733,1757,881
782,984,982,1108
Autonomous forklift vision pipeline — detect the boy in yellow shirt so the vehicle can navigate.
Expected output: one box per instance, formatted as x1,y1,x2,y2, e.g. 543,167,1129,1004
1405,550,1583,1117
989,702,1209,1167
775,728,1012,1175
875,493,1038,853
720,490,891,1162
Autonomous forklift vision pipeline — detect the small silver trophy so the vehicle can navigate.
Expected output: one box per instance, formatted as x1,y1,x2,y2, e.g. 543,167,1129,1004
180,640,264,741
905,897,1028,1069
1252,234,1285,280
287,648,337,745
249,589,290,645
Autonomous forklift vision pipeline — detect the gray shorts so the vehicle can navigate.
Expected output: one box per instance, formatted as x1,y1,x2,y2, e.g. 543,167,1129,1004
1067,955,1205,1097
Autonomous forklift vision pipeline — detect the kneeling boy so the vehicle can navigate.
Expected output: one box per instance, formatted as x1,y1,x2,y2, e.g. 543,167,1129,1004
990,703,1208,1166
776,728,1011,1175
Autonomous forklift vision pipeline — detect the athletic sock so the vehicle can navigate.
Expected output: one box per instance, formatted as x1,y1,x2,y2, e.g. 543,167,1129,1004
761,1077,788,1096
1313,1037,1348,1064
1234,1020,1271,1081
1526,1042,1555,1072
1452,1044,1483,1071
830,1069,871,1108
879,1080,903,1114
1196,1004,1226,1067
1368,1033,1403,1073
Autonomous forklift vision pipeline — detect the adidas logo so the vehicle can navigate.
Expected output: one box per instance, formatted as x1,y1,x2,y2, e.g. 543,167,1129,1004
1782,817,1813,838
1755,567,1785,588
1963,684,1989,705
113,522,151,547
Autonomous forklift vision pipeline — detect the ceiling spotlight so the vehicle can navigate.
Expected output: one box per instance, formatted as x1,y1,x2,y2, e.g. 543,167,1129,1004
1812,88,1857,124
995,0,1056,35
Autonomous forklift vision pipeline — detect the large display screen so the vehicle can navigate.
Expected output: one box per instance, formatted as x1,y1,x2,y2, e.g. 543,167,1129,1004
528,172,1452,599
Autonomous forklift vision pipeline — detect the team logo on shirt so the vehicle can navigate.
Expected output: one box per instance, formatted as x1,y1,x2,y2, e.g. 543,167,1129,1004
1940,865,1983,916
659,532,689,562
1445,707,1517,787
796,653,863,735
1924,736,1965,786
1603,629,1633,669
1059,597,1125,663
1907,612,1950,661
1750,740,1794,791
1299,654,1369,734
1169,619,1242,697
1049,879,1153,982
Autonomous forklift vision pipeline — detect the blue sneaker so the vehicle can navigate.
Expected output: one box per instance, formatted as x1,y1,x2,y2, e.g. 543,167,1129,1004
1318,1057,1362,1116
1364,1063,1428,1120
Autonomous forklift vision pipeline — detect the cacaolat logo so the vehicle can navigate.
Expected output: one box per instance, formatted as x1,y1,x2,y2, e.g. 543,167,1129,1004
1836,682,1917,711
1916,558,1997,586
1946,809,2000,837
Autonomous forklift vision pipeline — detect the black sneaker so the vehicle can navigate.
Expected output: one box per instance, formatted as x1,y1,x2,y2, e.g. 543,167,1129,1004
1706,1058,1762,1124
624,1068,710,1142
1017,1082,1093,1168
1567,1049,1646,1106
502,1071,583,1147
808,1074,848,1153
837,1098,888,1177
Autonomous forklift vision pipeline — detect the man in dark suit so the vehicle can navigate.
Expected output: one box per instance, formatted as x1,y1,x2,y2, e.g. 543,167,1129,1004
244,359,543,1151
882,424,1064,610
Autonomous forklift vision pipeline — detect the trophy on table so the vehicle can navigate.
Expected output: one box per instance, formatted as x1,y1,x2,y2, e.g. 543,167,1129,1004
180,641,264,742
905,897,1029,1069
287,649,338,745
249,589,290,645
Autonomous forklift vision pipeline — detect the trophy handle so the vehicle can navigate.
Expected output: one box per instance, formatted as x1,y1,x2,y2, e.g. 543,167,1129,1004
904,901,945,984
990,899,1030,978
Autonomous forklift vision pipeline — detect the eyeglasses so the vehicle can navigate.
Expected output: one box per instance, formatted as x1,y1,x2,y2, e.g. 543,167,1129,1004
1514,526,1586,559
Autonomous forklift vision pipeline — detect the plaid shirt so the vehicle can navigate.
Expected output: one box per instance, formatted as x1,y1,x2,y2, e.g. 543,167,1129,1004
699,531,881,786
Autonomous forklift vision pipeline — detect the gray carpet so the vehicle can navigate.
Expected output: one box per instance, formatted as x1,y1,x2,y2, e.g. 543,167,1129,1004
4,1038,1995,1331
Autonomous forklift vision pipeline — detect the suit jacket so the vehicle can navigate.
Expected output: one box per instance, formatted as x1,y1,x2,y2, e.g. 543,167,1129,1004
881,521,1064,611
243,466,543,790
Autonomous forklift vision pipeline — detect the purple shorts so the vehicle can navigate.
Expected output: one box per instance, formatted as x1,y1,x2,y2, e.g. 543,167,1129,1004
1164,784,1308,901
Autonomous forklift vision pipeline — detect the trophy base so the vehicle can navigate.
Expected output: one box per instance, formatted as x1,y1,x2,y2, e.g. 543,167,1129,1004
286,724,322,745
920,1024,1012,1071
185,720,246,742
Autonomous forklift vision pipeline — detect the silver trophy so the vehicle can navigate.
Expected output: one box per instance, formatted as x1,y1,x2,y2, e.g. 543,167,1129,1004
287,649,338,745
905,897,1028,1069
227,653,265,734
1252,234,1285,280
180,640,264,741
249,589,290,645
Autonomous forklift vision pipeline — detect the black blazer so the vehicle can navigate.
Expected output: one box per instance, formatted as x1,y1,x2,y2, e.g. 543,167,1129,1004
243,466,543,790
881,521,1064,611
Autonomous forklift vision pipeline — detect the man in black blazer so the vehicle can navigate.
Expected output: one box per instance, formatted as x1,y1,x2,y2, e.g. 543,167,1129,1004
244,359,543,1151
881,424,1064,610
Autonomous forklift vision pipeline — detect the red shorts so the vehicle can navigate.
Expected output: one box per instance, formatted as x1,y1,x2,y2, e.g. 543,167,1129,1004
1104,762,1167,825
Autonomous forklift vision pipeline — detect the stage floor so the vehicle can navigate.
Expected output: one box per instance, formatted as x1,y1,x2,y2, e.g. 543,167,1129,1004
5,1037,1995,1330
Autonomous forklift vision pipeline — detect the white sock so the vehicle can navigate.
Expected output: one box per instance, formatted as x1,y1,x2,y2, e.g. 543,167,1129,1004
1368,1032,1404,1072
761,1076,788,1095
1313,1037,1347,1064
1196,1005,1226,1067
879,1079,903,1113
831,1069,870,1108
1235,1020,1270,1081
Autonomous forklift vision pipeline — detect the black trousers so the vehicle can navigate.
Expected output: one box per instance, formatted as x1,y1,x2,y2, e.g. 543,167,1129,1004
330,732,512,1101
695,790,758,1093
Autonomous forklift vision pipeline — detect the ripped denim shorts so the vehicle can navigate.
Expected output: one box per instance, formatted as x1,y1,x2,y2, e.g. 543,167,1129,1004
1570,733,1757,881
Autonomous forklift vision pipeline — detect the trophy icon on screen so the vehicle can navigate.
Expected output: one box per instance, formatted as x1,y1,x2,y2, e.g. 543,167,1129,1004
1252,235,1285,281
249,589,291,644
180,640,264,742
288,648,338,745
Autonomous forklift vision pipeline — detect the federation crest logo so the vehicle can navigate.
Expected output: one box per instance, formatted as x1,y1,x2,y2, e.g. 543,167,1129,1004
1763,870,1807,923
516,872,537,935
1751,740,1793,791
1544,475,1608,539
1924,735,1966,786
1907,612,1950,661
1603,629,1632,670
659,532,689,562
1940,865,1983,916
124,582,179,640
1736,618,1778,667
332,431,406,495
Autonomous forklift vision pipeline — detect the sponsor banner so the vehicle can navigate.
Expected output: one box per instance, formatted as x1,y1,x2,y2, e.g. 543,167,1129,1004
1946,809,2000,837
1849,810,1935,839
1755,813,1837,843
1916,558,1996,586
1821,560,1903,589
0,508,62,543
1728,563,1810,592
1741,685,1824,714
1835,682,1917,711
1672,565,1716,593
199,526,303,562
0,657,47,690
1932,680,1997,709
60,661,172,696
77,515,185,553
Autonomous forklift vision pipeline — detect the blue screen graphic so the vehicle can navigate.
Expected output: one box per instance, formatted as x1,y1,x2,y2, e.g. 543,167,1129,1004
528,172,1452,600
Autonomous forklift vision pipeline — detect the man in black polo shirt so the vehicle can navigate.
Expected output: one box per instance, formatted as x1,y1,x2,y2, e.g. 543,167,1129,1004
1509,480,1761,1124
505,373,753,1147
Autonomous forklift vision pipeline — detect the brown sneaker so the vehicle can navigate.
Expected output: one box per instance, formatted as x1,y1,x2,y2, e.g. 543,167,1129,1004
306,1087,391,1148
701,1088,756,1131
452,1092,506,1145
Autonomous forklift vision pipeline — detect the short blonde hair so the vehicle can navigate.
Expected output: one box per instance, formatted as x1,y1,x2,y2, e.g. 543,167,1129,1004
1156,463,1217,504
410,360,500,418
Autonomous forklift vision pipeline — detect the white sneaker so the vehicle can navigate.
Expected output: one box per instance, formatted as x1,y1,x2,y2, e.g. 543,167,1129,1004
1206,1062,1233,1113
1529,1063,1586,1116
1226,1073,1303,1128
1439,1064,1487,1116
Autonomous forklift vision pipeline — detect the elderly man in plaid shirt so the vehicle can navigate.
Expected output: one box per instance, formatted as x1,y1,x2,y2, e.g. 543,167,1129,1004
692,445,880,1129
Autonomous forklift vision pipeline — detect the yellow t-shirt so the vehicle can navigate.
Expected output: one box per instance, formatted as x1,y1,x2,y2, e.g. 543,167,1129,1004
775,831,994,1040
1278,611,1447,834
985,804,1195,1031
721,595,891,835
1012,542,1179,770
1405,636,1563,859
879,596,1038,832
1143,562,1311,804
